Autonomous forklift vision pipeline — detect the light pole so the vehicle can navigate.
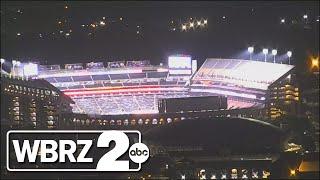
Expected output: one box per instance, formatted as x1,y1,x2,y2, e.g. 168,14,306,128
248,47,254,60
287,51,292,65
263,49,268,62
272,49,277,63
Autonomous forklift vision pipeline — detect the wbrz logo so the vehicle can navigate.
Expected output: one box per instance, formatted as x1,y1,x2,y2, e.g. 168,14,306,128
7,130,149,171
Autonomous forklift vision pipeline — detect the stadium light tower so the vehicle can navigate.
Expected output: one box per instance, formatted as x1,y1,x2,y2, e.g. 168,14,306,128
12,60,21,76
248,47,254,60
263,49,268,62
287,51,292,64
272,49,277,63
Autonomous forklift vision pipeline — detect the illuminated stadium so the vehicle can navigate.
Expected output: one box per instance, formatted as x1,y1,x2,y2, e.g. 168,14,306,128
27,56,296,118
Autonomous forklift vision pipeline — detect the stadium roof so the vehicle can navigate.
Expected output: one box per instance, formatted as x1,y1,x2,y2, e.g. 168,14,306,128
193,58,294,90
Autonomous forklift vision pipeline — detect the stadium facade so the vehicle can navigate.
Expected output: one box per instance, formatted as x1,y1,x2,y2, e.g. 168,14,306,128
1,74,74,129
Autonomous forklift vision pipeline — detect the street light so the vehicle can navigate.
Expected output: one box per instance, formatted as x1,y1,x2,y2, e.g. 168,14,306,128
287,51,292,64
272,49,277,63
263,48,268,62
248,47,254,60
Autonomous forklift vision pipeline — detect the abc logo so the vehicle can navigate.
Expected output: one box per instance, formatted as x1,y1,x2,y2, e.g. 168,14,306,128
129,143,149,164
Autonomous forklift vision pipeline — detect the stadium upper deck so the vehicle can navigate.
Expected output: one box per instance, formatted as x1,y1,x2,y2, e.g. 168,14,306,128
192,58,294,90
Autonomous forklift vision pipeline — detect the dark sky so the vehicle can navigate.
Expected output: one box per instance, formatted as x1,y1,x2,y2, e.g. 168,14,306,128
1,1,319,69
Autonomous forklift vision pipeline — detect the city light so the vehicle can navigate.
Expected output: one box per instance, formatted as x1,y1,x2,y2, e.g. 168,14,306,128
99,21,106,26
204,19,207,24
290,169,296,176
190,22,194,27
311,56,319,69
303,14,308,19
281,18,285,23
182,24,187,30
197,21,201,26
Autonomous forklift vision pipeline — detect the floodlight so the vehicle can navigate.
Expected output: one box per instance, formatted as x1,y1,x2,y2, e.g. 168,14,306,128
0,58,4,64
272,49,277,55
248,47,254,53
263,49,268,54
287,51,292,57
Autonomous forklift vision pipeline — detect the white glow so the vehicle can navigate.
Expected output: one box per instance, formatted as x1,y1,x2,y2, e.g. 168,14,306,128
0,58,5,64
23,63,39,76
204,19,208,24
263,48,268,55
182,24,187,30
248,47,254,53
272,49,277,55
197,21,201,25
17,33,21,36
303,14,308,19
99,21,105,26
181,175,186,180
190,22,194,27
287,51,292,57
193,58,294,90
281,18,285,23
168,56,192,69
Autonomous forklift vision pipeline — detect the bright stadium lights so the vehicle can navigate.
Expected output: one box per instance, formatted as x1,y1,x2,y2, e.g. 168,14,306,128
263,48,268,62
281,18,285,24
190,22,194,27
272,49,277,63
197,21,201,26
12,60,20,76
204,19,207,24
287,51,292,64
248,47,254,60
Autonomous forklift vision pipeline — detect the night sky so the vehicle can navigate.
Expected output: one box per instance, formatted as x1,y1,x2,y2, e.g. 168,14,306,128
1,1,319,70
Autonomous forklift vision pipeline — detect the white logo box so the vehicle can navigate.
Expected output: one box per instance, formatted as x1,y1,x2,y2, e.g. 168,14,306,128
7,130,142,172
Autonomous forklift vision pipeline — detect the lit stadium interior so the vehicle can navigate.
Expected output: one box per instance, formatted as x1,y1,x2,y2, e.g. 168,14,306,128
30,57,295,115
